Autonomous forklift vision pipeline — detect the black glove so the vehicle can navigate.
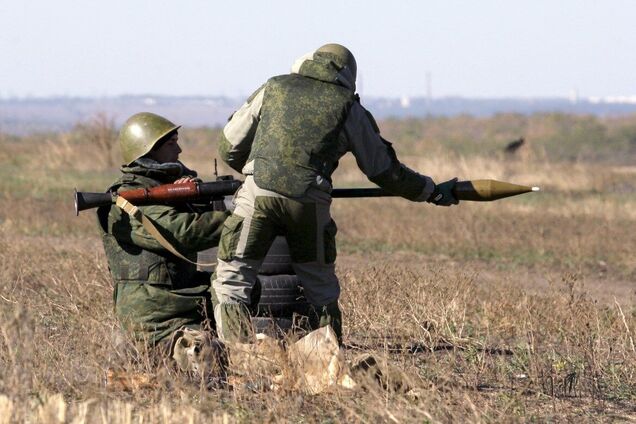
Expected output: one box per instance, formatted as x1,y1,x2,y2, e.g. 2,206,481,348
429,177,459,206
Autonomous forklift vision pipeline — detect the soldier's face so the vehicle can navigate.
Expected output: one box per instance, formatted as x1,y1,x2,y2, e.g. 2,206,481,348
149,132,182,163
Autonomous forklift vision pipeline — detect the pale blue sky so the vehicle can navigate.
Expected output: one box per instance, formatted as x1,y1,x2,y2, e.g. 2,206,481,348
1,0,634,99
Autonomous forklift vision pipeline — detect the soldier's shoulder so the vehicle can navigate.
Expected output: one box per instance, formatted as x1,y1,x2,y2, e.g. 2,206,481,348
268,73,294,83
114,173,158,192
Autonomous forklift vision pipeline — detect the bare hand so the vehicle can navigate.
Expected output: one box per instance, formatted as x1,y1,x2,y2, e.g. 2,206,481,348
174,176,195,184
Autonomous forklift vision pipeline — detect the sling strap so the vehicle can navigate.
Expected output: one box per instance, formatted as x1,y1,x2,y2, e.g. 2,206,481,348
115,196,215,267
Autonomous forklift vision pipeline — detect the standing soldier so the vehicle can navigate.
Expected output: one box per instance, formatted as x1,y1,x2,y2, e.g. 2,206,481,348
212,44,459,344
98,112,229,375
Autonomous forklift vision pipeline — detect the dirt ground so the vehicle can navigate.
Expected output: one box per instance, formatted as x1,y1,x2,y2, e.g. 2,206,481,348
1,120,635,422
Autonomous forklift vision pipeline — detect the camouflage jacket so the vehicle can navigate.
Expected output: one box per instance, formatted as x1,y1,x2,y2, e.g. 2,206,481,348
97,158,229,346
219,51,435,200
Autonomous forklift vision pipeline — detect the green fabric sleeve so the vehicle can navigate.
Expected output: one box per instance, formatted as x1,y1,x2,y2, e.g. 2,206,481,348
369,160,434,201
218,137,250,173
219,84,266,172
344,102,435,201
110,204,230,254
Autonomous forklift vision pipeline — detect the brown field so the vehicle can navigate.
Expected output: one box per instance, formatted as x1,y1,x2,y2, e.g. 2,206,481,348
0,114,635,422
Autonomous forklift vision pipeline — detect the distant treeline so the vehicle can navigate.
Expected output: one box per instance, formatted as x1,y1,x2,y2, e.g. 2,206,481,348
3,112,636,167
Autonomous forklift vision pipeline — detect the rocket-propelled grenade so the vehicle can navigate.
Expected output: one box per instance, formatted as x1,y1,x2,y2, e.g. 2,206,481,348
74,179,243,215
74,178,539,214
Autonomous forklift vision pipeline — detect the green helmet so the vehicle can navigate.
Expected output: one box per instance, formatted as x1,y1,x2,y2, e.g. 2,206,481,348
315,43,357,81
118,112,181,165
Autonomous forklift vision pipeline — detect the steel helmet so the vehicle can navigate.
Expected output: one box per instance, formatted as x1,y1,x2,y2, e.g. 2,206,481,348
118,112,181,165
315,43,357,81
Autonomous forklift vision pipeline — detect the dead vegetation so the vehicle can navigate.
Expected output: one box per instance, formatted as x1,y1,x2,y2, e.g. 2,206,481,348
0,113,635,422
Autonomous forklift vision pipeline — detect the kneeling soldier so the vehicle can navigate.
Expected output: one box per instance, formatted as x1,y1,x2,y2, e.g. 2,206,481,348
97,112,230,378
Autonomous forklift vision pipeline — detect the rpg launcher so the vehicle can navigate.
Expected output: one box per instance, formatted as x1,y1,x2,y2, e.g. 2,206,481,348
75,178,539,215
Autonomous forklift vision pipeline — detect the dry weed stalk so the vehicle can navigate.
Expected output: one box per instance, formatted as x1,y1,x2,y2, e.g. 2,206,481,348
614,299,636,356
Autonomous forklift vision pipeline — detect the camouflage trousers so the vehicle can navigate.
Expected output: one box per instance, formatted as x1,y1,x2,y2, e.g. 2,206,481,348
212,176,341,343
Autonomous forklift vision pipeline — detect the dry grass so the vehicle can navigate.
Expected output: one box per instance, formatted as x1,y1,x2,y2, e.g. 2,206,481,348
0,115,635,422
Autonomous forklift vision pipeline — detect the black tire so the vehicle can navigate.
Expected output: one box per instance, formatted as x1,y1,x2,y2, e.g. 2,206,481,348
197,236,293,274
259,236,294,275
255,274,309,318
251,317,293,338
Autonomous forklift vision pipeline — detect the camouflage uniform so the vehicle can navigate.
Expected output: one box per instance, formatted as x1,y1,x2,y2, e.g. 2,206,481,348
98,158,229,347
213,49,436,343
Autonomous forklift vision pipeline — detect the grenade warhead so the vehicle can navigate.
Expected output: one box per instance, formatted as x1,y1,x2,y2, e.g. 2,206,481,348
452,179,540,201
